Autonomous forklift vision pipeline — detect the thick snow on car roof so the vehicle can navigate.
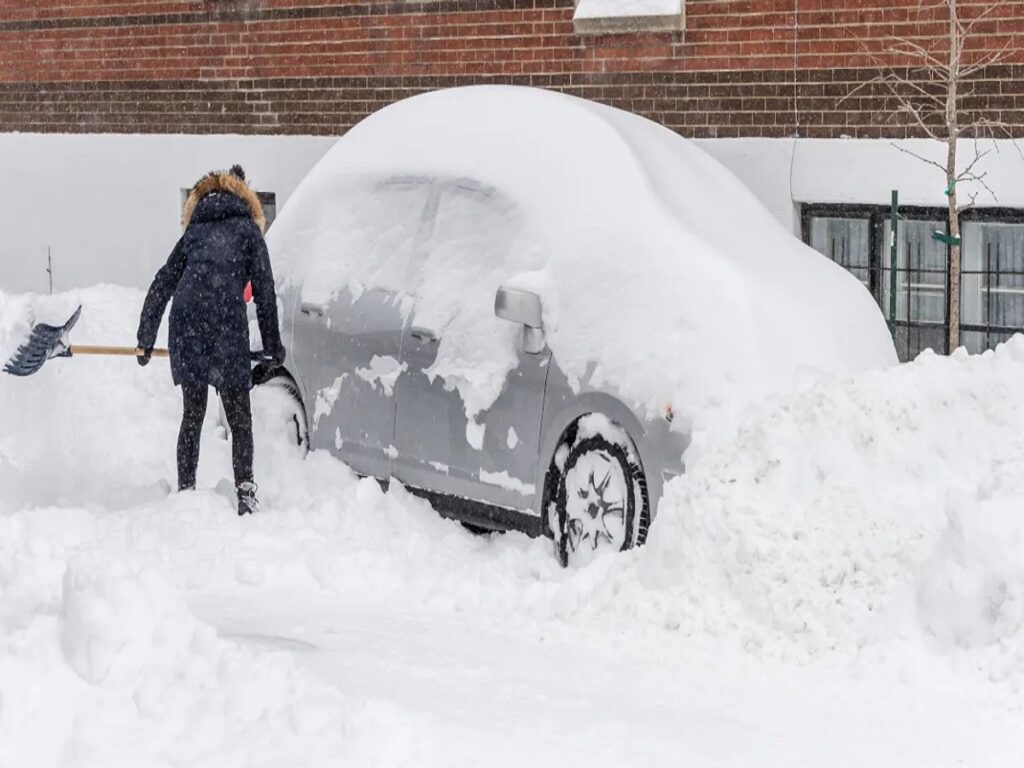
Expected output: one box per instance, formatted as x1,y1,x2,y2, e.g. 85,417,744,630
269,85,897,436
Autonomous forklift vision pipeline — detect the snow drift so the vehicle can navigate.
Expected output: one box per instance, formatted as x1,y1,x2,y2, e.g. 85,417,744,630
1,287,1021,765
2,551,427,767
640,342,1024,679
268,86,897,428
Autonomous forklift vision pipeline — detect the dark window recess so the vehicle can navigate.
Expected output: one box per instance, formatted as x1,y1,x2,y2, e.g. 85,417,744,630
258,191,277,230
808,216,872,289
802,205,1024,363
961,221,1024,354
882,217,948,361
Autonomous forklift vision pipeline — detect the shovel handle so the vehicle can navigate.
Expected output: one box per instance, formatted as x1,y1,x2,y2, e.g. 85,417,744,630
70,345,170,357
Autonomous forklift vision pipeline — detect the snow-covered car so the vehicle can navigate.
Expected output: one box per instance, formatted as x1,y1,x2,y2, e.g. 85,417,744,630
261,86,896,565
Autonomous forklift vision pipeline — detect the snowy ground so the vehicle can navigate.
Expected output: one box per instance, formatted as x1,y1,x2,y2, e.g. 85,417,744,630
2,286,1023,767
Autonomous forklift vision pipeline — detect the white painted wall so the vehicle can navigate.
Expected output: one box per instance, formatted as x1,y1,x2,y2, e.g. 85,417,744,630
0,134,334,294
2,132,1022,294
696,137,1024,229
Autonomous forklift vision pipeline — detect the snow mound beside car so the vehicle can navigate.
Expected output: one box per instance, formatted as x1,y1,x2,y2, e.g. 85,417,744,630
634,340,1024,692
0,287,1020,673
2,287,1023,765
916,462,1024,668
2,551,427,766
269,86,897,435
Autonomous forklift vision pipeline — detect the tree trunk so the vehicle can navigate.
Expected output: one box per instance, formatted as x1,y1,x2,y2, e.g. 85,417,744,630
946,0,961,353
948,181,961,353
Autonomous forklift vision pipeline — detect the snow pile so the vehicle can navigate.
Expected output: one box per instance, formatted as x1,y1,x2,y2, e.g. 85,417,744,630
269,86,896,430
0,288,438,766
916,462,1024,687
629,342,1024,685
0,551,426,767
1,287,1022,673
0,286,180,514
2,286,1024,764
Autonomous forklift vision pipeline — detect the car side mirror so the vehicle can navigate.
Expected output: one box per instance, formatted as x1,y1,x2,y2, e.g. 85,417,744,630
495,286,545,354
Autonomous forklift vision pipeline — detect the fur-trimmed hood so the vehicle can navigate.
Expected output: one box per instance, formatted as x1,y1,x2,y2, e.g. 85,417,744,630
182,170,265,234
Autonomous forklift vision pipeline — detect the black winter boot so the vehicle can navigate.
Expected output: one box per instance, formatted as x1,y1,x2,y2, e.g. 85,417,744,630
237,480,259,516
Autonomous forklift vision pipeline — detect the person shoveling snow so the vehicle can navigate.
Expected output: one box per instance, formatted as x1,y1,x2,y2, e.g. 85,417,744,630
136,164,286,515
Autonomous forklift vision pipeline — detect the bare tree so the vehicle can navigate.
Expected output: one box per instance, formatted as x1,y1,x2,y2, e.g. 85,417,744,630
846,0,1019,351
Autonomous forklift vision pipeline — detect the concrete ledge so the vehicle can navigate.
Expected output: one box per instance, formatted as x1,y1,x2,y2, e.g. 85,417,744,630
573,14,684,34
573,0,684,35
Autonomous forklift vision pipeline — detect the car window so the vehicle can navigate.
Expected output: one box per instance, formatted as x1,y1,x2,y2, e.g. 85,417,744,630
301,176,435,302
410,179,523,327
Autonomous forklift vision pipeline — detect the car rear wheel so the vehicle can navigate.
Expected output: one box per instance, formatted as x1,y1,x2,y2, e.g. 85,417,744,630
549,419,649,567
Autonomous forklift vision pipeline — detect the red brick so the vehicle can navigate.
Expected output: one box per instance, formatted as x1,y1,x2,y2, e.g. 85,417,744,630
0,0,1022,137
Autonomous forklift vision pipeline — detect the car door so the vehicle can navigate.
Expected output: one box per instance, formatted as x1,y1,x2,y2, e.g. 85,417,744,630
392,180,550,516
394,331,551,512
307,287,410,478
298,177,436,480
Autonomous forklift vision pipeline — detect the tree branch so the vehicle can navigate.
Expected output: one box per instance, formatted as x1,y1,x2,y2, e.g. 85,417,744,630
889,141,948,173
962,117,1024,159
960,41,1012,78
957,170,998,207
841,0,1022,199
962,2,1002,35
958,190,980,214
955,146,992,181
887,38,948,75
839,38,947,109
892,75,947,109
879,77,945,140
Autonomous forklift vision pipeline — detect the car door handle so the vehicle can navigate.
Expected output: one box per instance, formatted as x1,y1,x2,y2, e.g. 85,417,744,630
410,326,438,343
300,302,326,317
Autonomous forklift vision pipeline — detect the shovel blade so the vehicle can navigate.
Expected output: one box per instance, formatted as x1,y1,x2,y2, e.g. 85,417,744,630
3,305,82,377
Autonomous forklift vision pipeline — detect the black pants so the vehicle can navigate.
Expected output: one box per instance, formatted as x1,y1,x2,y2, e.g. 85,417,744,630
178,382,253,491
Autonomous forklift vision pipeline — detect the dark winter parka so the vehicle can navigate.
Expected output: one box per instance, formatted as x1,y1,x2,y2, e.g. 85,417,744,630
137,169,283,391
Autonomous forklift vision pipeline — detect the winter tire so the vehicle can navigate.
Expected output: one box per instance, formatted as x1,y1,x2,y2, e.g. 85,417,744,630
550,425,650,568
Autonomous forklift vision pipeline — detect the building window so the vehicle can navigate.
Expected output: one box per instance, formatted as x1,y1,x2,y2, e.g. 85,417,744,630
961,221,1024,354
258,192,277,230
805,205,1024,361
881,217,948,361
808,216,872,290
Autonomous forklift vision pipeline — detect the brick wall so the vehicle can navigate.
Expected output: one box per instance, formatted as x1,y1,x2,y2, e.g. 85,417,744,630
1,0,1023,138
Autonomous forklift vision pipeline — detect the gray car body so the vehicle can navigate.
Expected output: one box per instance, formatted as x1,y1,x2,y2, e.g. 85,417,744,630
271,175,689,538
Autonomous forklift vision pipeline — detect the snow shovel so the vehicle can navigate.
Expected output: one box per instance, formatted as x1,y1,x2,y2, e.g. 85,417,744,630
2,305,168,377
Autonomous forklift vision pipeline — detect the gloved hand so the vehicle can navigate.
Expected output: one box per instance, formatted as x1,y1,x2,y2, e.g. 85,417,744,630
137,346,153,367
268,346,287,368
